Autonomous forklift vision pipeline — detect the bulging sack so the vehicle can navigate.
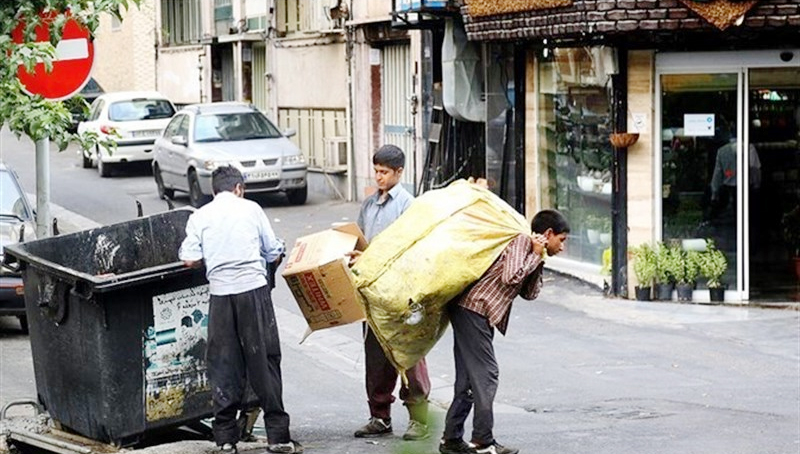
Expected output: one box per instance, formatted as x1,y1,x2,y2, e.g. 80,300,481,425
351,180,529,374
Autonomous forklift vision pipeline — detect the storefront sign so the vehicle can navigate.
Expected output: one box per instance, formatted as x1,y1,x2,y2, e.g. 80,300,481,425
684,113,715,136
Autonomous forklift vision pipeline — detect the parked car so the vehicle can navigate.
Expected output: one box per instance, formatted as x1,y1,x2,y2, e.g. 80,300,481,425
0,163,37,333
78,91,176,177
67,77,104,133
152,102,308,207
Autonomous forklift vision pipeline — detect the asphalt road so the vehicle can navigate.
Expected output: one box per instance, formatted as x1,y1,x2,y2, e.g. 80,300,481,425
1,127,799,454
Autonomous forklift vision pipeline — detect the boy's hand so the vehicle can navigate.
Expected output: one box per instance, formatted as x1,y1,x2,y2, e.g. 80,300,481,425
345,250,362,267
531,233,547,257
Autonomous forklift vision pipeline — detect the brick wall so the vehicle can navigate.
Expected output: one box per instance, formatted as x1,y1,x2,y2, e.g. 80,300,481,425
462,0,800,44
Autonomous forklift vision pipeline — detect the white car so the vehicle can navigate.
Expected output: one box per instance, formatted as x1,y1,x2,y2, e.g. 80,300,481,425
78,91,176,177
152,102,308,207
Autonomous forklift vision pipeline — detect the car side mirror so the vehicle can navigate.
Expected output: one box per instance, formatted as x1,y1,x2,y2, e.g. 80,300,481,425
171,135,188,146
282,128,297,138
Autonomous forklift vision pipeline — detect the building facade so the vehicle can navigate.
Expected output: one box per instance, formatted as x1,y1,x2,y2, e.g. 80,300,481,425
456,0,799,303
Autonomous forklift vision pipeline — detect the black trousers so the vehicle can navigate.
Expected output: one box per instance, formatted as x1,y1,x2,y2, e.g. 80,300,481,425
443,303,498,446
207,285,290,445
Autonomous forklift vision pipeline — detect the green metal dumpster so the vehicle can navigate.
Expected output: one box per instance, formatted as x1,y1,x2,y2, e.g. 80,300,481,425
3,208,231,446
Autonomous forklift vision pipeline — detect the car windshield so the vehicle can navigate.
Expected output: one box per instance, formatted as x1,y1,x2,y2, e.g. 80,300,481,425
108,99,175,122
194,112,283,143
0,171,29,220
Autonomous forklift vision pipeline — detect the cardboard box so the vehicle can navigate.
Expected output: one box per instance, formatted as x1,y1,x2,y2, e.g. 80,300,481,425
282,223,368,332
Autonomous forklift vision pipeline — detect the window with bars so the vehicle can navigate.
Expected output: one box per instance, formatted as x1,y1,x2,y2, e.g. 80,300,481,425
160,0,203,46
276,0,342,35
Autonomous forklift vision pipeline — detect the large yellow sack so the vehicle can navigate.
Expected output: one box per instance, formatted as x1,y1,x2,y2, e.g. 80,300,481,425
351,180,529,374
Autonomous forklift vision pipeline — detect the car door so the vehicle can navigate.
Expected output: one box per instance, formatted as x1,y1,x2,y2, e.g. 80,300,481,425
156,114,189,188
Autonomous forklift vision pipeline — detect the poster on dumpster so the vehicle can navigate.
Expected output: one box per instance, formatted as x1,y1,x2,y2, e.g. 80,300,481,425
145,285,210,422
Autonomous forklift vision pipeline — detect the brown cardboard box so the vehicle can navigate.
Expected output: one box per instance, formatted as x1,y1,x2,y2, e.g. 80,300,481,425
281,223,368,332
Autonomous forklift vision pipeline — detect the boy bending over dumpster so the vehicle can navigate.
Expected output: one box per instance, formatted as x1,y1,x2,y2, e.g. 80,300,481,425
439,210,570,454
179,165,303,454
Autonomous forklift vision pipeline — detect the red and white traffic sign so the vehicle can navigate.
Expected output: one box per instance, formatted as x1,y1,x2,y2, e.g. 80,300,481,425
11,10,94,101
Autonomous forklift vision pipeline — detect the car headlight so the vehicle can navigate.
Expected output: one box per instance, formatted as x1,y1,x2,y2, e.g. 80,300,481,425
203,160,230,171
283,154,306,165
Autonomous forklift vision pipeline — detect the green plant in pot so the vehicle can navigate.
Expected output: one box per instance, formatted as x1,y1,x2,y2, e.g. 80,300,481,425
631,243,656,301
699,240,728,303
654,242,680,301
676,249,702,302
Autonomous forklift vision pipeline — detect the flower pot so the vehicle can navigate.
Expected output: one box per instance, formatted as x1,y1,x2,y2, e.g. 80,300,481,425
634,286,652,301
654,282,674,301
609,132,640,149
676,283,694,302
599,233,611,246
586,229,599,244
709,287,725,303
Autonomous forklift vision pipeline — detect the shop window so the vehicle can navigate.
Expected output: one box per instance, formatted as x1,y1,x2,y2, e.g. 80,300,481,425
537,48,614,266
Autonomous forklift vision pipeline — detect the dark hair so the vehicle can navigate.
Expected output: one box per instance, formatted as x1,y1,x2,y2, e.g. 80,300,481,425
531,209,570,235
373,144,405,170
212,165,244,194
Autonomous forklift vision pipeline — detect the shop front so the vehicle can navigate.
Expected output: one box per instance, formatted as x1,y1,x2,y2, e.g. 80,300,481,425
656,50,800,302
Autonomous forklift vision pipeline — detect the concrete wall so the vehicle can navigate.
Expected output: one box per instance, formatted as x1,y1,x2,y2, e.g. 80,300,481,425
274,43,347,108
92,0,157,92
157,46,207,105
626,50,657,294
352,0,392,20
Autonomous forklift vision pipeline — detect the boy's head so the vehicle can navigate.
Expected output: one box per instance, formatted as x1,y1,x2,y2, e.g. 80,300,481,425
531,209,570,256
373,144,405,193
212,165,245,196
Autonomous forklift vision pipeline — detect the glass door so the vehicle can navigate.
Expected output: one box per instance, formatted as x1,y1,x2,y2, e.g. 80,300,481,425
659,72,741,300
747,68,800,302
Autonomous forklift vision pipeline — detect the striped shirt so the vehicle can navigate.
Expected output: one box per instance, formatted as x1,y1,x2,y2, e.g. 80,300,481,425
456,234,544,335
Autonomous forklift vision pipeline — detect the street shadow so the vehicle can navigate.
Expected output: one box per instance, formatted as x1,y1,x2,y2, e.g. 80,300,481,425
0,316,27,338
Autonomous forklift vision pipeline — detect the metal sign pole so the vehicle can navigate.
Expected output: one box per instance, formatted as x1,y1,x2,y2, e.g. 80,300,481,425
35,137,52,237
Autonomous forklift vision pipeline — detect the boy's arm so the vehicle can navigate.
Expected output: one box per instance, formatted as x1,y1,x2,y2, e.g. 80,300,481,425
501,235,544,286
520,263,544,300
179,215,203,267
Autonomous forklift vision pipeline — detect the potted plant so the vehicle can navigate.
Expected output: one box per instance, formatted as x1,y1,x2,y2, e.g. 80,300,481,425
585,214,601,245
676,249,701,302
699,241,728,303
598,216,612,246
654,242,679,301
631,243,657,301
782,206,800,279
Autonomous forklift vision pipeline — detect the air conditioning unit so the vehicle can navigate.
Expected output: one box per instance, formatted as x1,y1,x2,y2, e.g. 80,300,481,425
323,136,348,172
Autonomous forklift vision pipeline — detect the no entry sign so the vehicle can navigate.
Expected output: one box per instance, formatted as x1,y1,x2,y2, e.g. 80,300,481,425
11,11,94,101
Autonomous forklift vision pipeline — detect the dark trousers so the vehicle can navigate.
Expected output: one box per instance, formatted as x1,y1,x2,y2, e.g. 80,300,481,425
364,324,431,422
207,285,290,445
443,304,498,446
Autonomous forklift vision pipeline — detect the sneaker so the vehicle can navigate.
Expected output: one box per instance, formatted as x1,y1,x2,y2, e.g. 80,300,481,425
221,443,238,454
267,440,304,453
402,419,430,441
353,417,392,438
471,440,519,454
439,438,473,454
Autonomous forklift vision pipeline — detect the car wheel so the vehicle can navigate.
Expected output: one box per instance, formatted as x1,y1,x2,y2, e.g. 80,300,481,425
154,165,174,200
81,148,92,168
188,171,209,208
18,315,28,334
286,186,307,205
98,153,112,178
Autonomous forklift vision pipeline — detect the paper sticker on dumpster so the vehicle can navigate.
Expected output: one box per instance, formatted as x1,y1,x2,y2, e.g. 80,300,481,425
145,285,210,422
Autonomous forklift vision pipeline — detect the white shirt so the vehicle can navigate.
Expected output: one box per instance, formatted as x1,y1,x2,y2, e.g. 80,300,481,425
179,192,284,295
